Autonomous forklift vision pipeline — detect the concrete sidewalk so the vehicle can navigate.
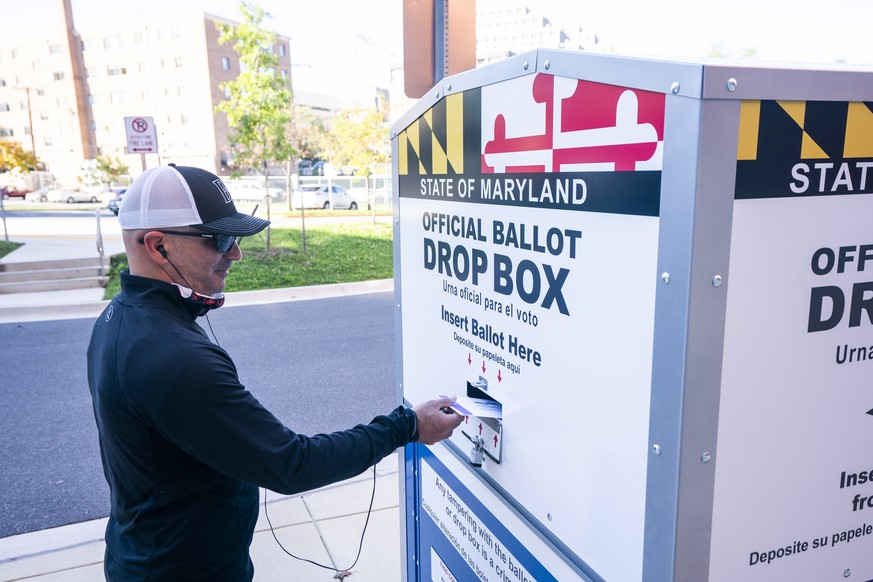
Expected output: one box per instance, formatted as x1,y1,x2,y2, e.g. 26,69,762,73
0,235,405,581
0,457,403,581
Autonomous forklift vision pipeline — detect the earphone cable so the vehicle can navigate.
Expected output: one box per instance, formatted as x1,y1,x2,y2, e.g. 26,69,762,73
263,464,378,573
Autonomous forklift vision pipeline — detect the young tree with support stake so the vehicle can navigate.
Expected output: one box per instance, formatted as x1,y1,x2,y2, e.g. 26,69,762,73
215,1,295,251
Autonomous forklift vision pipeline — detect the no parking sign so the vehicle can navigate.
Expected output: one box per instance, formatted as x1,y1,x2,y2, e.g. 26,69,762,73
124,116,158,154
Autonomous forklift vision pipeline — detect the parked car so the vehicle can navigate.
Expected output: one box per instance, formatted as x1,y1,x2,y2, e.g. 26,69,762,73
107,188,127,215
345,187,372,210
0,186,29,200
298,160,325,176
227,181,285,203
45,188,101,203
25,189,49,202
291,184,358,210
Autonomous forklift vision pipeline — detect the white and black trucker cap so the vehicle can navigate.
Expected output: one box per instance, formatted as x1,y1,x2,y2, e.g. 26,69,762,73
118,164,269,236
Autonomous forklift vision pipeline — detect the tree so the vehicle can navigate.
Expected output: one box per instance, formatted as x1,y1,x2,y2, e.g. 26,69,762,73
215,1,295,249
0,140,38,173
326,101,390,219
87,154,129,188
290,104,331,163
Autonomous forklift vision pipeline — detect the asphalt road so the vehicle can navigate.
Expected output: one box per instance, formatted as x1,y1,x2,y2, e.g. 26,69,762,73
0,291,397,539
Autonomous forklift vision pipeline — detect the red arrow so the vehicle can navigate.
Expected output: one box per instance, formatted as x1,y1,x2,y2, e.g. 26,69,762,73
493,435,499,447
478,422,483,435
468,353,471,365
481,361,486,373
497,369,502,383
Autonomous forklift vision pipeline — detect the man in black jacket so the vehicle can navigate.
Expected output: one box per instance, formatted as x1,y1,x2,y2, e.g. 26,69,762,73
87,164,462,580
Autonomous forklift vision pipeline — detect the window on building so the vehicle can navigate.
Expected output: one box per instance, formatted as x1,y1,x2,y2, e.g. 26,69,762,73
222,56,231,71
0,79,5,87
44,136,52,146
224,86,231,99
40,112,49,120
10,50,16,59
0,103,10,112
180,114,189,124
175,57,183,68
110,92,126,104
36,88,45,96
171,28,180,39
49,44,62,54
103,36,124,49
53,72,64,81
0,128,13,137
177,86,184,97
107,66,128,76
279,44,286,56
280,69,287,78
32,60,41,71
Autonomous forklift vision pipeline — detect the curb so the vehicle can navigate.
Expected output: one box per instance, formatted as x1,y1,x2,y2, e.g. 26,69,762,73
0,279,395,324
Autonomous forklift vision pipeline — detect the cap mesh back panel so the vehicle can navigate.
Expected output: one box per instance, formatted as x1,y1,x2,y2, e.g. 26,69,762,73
119,167,203,229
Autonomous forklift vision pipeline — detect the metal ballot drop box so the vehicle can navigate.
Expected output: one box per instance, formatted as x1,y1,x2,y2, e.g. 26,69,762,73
391,50,873,582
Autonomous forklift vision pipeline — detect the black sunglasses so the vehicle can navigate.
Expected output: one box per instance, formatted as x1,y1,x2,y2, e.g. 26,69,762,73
150,230,240,253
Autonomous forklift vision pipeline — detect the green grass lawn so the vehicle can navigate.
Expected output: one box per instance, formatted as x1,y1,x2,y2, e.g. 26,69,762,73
104,221,394,299
0,240,23,258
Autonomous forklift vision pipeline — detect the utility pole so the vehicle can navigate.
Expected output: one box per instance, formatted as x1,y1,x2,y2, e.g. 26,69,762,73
4,86,37,159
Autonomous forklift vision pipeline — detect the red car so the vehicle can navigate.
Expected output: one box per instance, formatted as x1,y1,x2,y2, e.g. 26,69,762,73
1,186,29,200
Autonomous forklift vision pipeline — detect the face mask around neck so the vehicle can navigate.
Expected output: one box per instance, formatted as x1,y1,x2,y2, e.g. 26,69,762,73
172,283,225,313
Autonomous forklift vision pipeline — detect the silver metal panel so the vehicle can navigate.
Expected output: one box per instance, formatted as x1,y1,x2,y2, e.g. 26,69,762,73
391,134,403,409
701,61,873,101
644,94,740,581
536,49,705,98
643,93,702,582
391,134,409,582
643,93,739,581
670,97,739,582
443,50,540,95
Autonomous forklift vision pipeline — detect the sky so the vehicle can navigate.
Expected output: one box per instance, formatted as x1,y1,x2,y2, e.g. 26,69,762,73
1,0,871,104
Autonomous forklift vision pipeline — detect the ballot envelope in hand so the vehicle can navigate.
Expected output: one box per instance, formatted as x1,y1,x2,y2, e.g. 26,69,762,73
438,395,502,418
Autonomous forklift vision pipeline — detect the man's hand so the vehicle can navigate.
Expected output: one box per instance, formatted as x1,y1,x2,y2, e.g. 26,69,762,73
412,396,465,445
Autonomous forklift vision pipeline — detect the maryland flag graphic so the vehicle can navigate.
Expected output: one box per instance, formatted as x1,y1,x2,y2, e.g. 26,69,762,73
396,73,666,217
735,100,873,199
397,89,482,177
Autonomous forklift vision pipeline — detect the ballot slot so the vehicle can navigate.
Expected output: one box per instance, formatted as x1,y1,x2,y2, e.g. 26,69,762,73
459,376,503,466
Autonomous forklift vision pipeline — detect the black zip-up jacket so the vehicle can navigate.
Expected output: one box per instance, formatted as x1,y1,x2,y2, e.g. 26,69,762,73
87,271,417,581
